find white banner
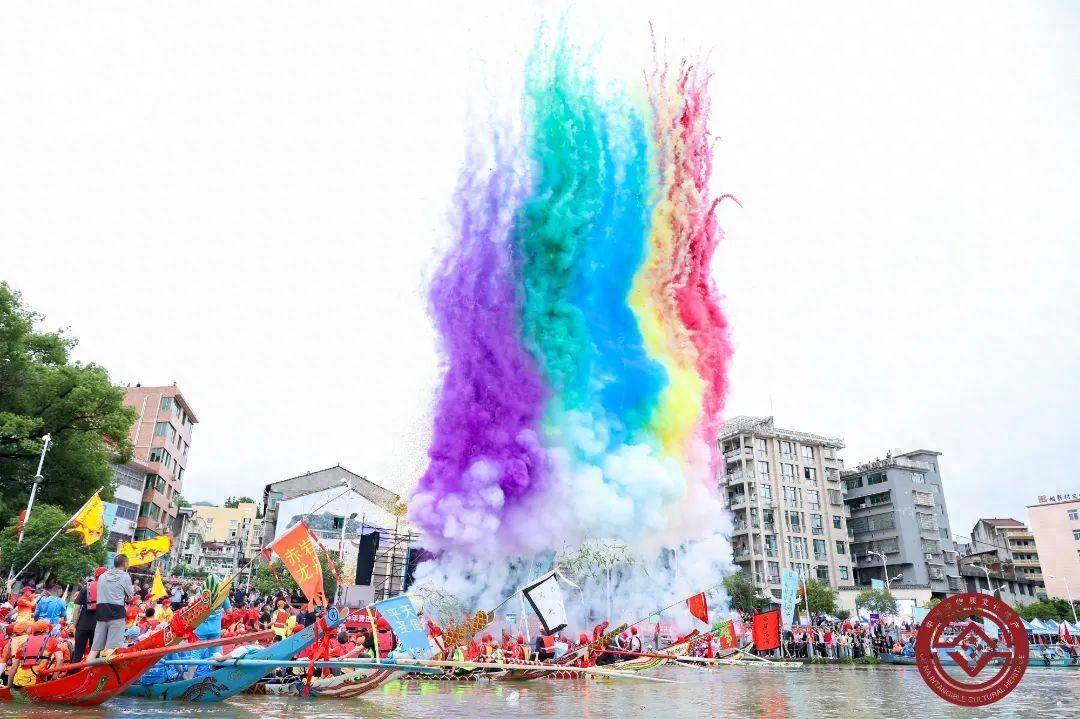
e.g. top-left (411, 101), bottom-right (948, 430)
top-left (522, 571), bottom-right (568, 634)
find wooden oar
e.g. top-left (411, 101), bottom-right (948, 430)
top-left (40, 629), bottom-right (274, 675)
top-left (411, 658), bottom-right (679, 683)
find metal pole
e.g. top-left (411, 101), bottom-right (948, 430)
top-left (10, 488), bottom-right (102, 584)
top-left (18, 434), bottom-right (52, 544)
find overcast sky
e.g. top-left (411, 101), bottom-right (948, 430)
top-left (3, 2), bottom-right (1077, 538)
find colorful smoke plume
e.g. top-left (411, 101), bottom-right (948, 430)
top-left (409, 29), bottom-right (735, 625)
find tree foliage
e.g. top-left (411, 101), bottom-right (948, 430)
top-left (722, 573), bottom-right (771, 613)
top-left (1017, 599), bottom-right (1080, 623)
top-left (0, 283), bottom-right (136, 524)
top-left (801, 579), bottom-right (839, 615)
top-left (855, 588), bottom-right (898, 615)
top-left (0, 502), bottom-right (108, 586)
top-left (250, 552), bottom-right (343, 600)
top-left (224, 496), bottom-right (256, 508)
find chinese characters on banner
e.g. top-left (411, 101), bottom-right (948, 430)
top-left (263, 522), bottom-right (326, 605)
top-left (780, 569), bottom-right (799, 628)
top-left (372, 595), bottom-right (433, 659)
top-left (752, 608), bottom-right (781, 650)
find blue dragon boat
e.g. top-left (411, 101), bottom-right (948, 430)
top-left (123, 606), bottom-right (343, 701)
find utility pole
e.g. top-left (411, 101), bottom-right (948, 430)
top-left (18, 434), bottom-right (52, 543)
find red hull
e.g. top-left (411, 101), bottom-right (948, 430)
top-left (17, 588), bottom-right (220, 706)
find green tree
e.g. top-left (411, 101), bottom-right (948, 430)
top-left (0, 283), bottom-right (136, 523)
top-left (855, 588), bottom-right (898, 615)
top-left (223, 496), bottom-right (256, 508)
top-left (801, 579), bottom-right (839, 615)
top-left (0, 502), bottom-right (108, 585)
top-left (1017, 599), bottom-right (1079, 623)
top-left (250, 551), bottom-right (343, 600)
top-left (723, 573), bottom-right (770, 613)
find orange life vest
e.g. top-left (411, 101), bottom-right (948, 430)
top-left (19, 634), bottom-right (48, 669)
top-left (272, 610), bottom-right (290, 630)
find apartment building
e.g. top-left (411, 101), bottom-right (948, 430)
top-left (969, 517), bottom-right (1044, 584)
top-left (121, 383), bottom-right (198, 540)
top-left (720, 416), bottom-right (852, 596)
top-left (1028, 495), bottom-right (1080, 602)
top-left (843, 450), bottom-right (963, 596)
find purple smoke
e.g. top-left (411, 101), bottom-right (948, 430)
top-left (407, 143), bottom-right (553, 555)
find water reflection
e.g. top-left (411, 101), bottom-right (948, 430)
top-left (0, 666), bottom-right (1071, 719)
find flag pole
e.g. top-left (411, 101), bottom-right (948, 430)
top-left (7, 487), bottom-right (103, 587)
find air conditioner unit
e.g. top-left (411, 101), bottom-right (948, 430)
top-left (925, 553), bottom-right (934, 561)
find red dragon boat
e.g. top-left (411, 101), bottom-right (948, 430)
top-left (2, 576), bottom-right (231, 706)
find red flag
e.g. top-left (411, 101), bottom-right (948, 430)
top-left (263, 522), bottom-right (326, 605)
top-left (14, 510), bottom-right (27, 537)
top-left (717, 619), bottom-right (738, 650)
top-left (752, 608), bottom-right (781, 650)
top-left (686, 592), bottom-right (709, 624)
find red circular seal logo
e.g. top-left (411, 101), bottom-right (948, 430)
top-left (915, 592), bottom-right (1028, 706)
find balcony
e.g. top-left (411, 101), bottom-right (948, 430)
top-left (812, 527), bottom-right (824, 535)
top-left (762, 521), bottom-right (775, 532)
top-left (733, 547), bottom-right (751, 560)
top-left (731, 521), bottom-right (749, 534)
top-left (764, 547), bottom-right (778, 557)
top-left (727, 495), bottom-right (747, 509)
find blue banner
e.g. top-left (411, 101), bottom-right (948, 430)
top-left (780, 569), bottom-right (799, 628)
top-left (372, 595), bottom-right (433, 659)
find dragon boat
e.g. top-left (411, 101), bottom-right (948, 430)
top-left (497, 623), bottom-right (630, 681)
top-left (3, 575), bottom-right (232, 706)
top-left (122, 606), bottom-right (343, 701)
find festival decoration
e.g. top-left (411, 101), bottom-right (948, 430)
top-left (522, 572), bottom-right (569, 634)
top-left (66, 492), bottom-right (105, 547)
top-left (262, 522), bottom-right (326, 605)
top-left (372, 596), bottom-right (433, 659)
top-left (408, 26), bottom-right (736, 624)
top-left (686, 593), bottom-right (709, 624)
top-left (751, 609), bottom-right (781, 651)
top-left (119, 535), bottom-right (172, 567)
top-left (149, 567), bottom-right (167, 602)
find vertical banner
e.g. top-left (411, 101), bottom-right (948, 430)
top-left (752, 608), bottom-right (781, 650)
top-left (780, 569), bottom-right (799, 628)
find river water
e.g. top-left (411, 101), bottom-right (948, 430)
top-left (2, 666), bottom-right (1073, 719)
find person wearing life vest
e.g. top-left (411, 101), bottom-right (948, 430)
top-left (270, 599), bottom-right (294, 641)
top-left (15, 588), bottom-right (36, 622)
top-left (0, 622), bottom-right (29, 685)
top-left (10, 620), bottom-right (61, 688)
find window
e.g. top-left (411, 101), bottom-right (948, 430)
top-left (787, 536), bottom-right (807, 558)
top-left (1069, 509), bottom-right (1079, 521)
top-left (787, 511), bottom-right (803, 532)
top-left (828, 489), bottom-right (843, 505)
top-left (755, 438), bottom-right (768, 455)
top-left (757, 461), bottom-right (770, 476)
top-left (1074, 529), bottom-right (1080, 541)
top-left (815, 565), bottom-right (829, 582)
top-left (803, 467), bottom-right (817, 482)
top-left (917, 512), bottom-right (938, 531)
top-left (807, 490), bottom-right (820, 510)
top-left (802, 445), bottom-right (814, 461)
top-left (912, 472), bottom-right (925, 485)
top-left (781, 463), bottom-right (796, 478)
top-left (783, 486), bottom-right (800, 503)
top-left (160, 396), bottom-right (175, 411)
top-left (866, 472), bottom-right (887, 485)
top-left (148, 446), bottom-right (173, 466)
top-left (154, 421), bottom-right (176, 441)
top-left (779, 441), bottom-right (794, 458)
top-left (813, 539), bottom-right (827, 559)
top-left (922, 539), bottom-right (941, 554)
top-left (839, 566), bottom-right (849, 580)
top-left (836, 540), bottom-right (846, 554)
top-left (844, 477), bottom-right (863, 491)
top-left (760, 485), bottom-right (773, 502)
top-left (832, 515), bottom-right (843, 529)
top-left (869, 491), bottom-right (891, 506)
top-left (811, 514), bottom-right (823, 531)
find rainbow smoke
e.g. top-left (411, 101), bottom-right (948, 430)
top-left (409, 30), bottom-right (735, 626)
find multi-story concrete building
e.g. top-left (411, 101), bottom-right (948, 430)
top-left (969, 518), bottom-right (1044, 585)
top-left (121, 384), bottom-right (198, 540)
top-left (957, 554), bottom-right (1042, 606)
top-left (105, 459), bottom-right (147, 547)
top-left (1028, 494), bottom-right (1080, 602)
top-left (719, 416), bottom-right (852, 596)
top-left (191, 502), bottom-right (262, 559)
top-left (843, 450), bottom-right (963, 596)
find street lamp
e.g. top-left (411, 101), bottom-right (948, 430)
top-left (1047, 575), bottom-right (1079, 624)
top-left (971, 562), bottom-right (1004, 596)
top-left (18, 434), bottom-right (52, 543)
top-left (865, 550), bottom-right (901, 591)
top-left (338, 512), bottom-right (358, 561)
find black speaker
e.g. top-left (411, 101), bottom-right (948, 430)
top-left (403, 546), bottom-right (431, 591)
top-left (355, 531), bottom-right (380, 585)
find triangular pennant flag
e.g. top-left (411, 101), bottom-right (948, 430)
top-left (67, 492), bottom-right (106, 547)
top-left (149, 566), bottom-right (167, 601)
top-left (686, 592), bottom-right (709, 624)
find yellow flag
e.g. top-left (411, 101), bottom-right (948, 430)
top-left (66, 493), bottom-right (105, 547)
top-left (118, 535), bottom-right (172, 567)
top-left (149, 566), bottom-right (167, 601)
